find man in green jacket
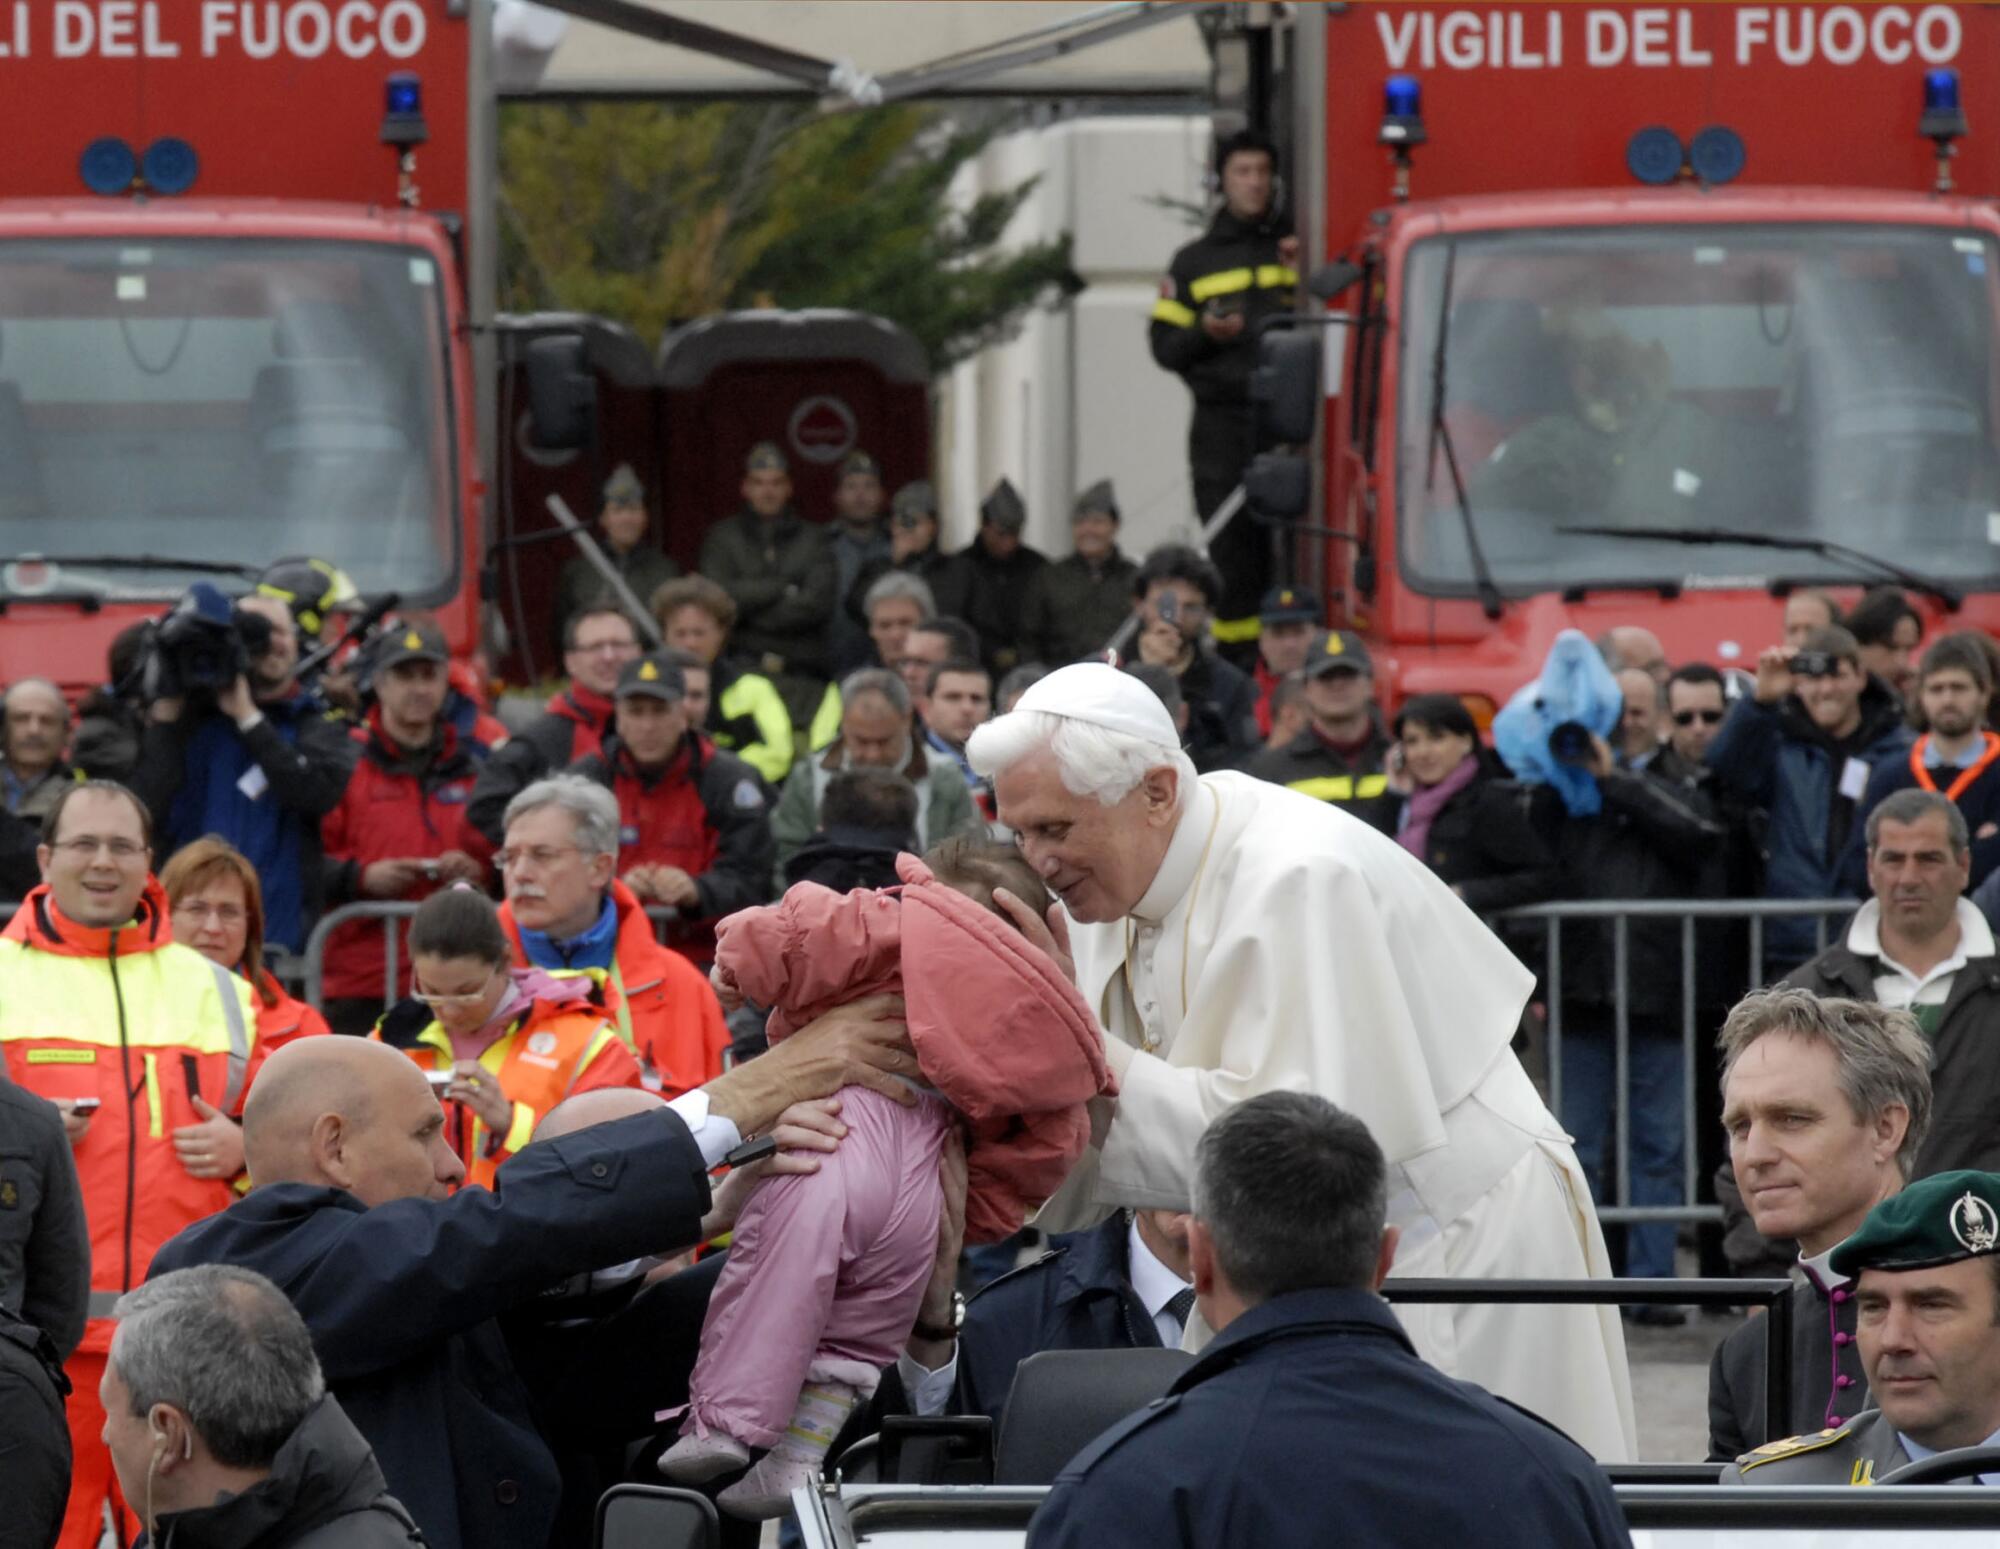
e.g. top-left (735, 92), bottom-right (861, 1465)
top-left (770, 668), bottom-right (983, 886)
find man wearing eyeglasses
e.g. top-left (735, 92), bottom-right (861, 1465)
top-left (0, 780), bottom-right (260, 1549)
top-left (466, 604), bottom-right (643, 851)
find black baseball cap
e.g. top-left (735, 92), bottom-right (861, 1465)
top-left (1303, 629), bottom-right (1372, 678)
top-left (1259, 586), bottom-right (1321, 625)
top-left (374, 620), bottom-right (449, 671)
top-left (615, 653), bottom-right (688, 702)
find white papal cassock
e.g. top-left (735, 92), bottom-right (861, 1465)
top-left (1035, 769), bottom-right (1638, 1462)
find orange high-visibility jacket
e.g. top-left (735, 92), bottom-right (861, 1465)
top-left (374, 970), bottom-right (642, 1190)
top-left (0, 883), bottom-right (257, 1348)
top-left (499, 880), bottom-right (730, 1098)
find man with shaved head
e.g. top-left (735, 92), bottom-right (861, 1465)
top-left (152, 998), bottom-right (906, 1549)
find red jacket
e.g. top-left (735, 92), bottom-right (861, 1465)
top-left (253, 967), bottom-right (330, 1050)
top-left (499, 880), bottom-right (731, 1099)
top-left (715, 855), bottom-right (1116, 1244)
top-left (319, 712), bottom-right (490, 1000)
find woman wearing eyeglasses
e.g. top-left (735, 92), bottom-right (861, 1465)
top-left (373, 886), bottom-right (644, 1190)
top-left (162, 836), bottom-right (330, 1054)
top-left (1386, 694), bottom-right (1560, 915)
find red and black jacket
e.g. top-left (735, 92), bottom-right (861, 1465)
top-left (467, 685), bottom-right (616, 847)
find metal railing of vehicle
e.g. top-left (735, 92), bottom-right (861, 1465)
top-left (1383, 1276), bottom-right (1795, 1444)
top-left (296, 899), bottom-right (687, 1010)
top-left (1493, 898), bottom-right (1855, 1227)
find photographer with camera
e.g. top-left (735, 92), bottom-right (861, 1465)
top-left (1707, 625), bottom-right (1913, 971)
top-left (130, 584), bottom-right (357, 955)
top-left (1121, 544), bottom-right (1260, 773)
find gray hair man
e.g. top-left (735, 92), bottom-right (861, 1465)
top-left (103, 1265), bottom-right (421, 1545)
top-left (2, 678), bottom-right (71, 824)
top-left (863, 571), bottom-right (936, 682)
top-left (1707, 988), bottom-right (1935, 1462)
top-left (965, 662), bottom-right (1635, 1460)
top-left (1027, 1092), bottom-right (1630, 1549)
top-left (770, 668), bottom-right (984, 886)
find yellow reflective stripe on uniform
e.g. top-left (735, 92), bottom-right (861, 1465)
top-left (143, 1052), bottom-right (163, 1139)
top-left (808, 683), bottom-right (843, 754)
top-left (1354, 775), bottom-right (1389, 798)
top-left (1189, 267), bottom-right (1254, 302)
top-left (608, 960), bottom-right (636, 1051)
top-left (1256, 264), bottom-right (1299, 290)
top-left (501, 1100), bottom-right (536, 1155)
top-left (1151, 297), bottom-right (1197, 329)
top-left (563, 1026), bottom-right (621, 1102)
top-left (1290, 776), bottom-right (1356, 801)
top-left (25, 1049), bottom-right (94, 1064)
top-left (1209, 615), bottom-right (1263, 644)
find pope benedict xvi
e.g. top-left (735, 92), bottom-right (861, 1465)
top-left (966, 663), bottom-right (1636, 1461)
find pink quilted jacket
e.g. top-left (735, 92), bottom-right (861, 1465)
top-left (713, 854), bottom-right (1116, 1243)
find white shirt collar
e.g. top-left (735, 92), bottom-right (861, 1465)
top-left (1125, 1215), bottom-right (1192, 1317)
top-left (1131, 779), bottom-right (1217, 925)
top-left (1846, 898), bottom-right (1993, 989)
top-left (1799, 1241), bottom-right (1851, 1292)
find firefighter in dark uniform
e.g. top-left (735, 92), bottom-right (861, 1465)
top-left (1026, 1093), bottom-right (1630, 1549)
top-left (1728, 1170), bottom-right (2000, 1486)
top-left (1245, 630), bottom-right (1397, 833)
top-left (1148, 129), bottom-right (1298, 649)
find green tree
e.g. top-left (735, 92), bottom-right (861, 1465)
top-left (499, 101), bottom-right (1074, 370)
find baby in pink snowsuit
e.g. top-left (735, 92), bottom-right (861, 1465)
top-left (658, 837), bottom-right (1115, 1518)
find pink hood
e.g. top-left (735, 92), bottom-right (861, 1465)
top-left (713, 854), bottom-right (1115, 1241)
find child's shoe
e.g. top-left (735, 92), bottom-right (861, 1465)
top-left (714, 1380), bottom-right (861, 1519)
top-left (657, 1429), bottom-right (750, 1484)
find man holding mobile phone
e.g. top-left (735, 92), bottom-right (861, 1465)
top-left (0, 780), bottom-right (263, 1549)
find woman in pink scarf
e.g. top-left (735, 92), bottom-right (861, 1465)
top-left (659, 837), bottom-right (1114, 1518)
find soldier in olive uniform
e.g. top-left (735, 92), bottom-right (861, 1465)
top-left (1728, 1170), bottom-right (2000, 1485)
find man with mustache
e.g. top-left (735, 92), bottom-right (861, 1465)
top-left (1728, 1169), bottom-right (2000, 1484)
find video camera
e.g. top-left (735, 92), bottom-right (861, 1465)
top-left (139, 582), bottom-right (274, 703)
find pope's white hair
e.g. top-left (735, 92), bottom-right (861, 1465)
top-left (967, 710), bottom-right (1196, 808)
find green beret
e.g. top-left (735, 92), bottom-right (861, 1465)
top-left (1829, 1170), bottom-right (2000, 1278)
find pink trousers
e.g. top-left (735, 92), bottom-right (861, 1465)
top-left (681, 1084), bottom-right (952, 1448)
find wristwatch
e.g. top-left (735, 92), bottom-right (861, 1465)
top-left (910, 1290), bottom-right (965, 1343)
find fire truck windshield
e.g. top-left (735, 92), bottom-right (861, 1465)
top-left (0, 238), bottom-right (455, 600)
top-left (1398, 223), bottom-right (2000, 599)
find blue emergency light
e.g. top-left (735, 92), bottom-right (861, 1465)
top-left (1625, 128), bottom-right (1684, 186)
top-left (142, 138), bottom-right (199, 196)
top-left (1380, 74), bottom-right (1426, 146)
top-left (1922, 67), bottom-right (1969, 141)
top-left (381, 72), bottom-right (428, 149)
top-left (79, 137), bottom-right (137, 197)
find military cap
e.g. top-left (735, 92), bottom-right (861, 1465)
top-left (1303, 628), bottom-right (1372, 678)
top-left (1072, 478), bottom-right (1119, 522)
top-left (892, 481), bottom-right (937, 520)
top-left (373, 619), bottom-right (449, 671)
top-left (981, 478), bottom-right (1027, 534)
top-left (602, 463), bottom-right (644, 504)
top-left (840, 449), bottom-right (880, 480)
top-left (1259, 585), bottom-right (1321, 625)
top-left (614, 652), bottom-right (688, 703)
top-left (1830, 1170), bottom-right (2000, 1278)
top-left (745, 441), bottom-right (789, 475)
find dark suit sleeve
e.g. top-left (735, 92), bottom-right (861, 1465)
top-left (248, 709), bottom-right (358, 818)
top-left (273, 1109), bottom-right (711, 1383)
top-left (1707, 1333), bottom-right (1750, 1463)
top-left (24, 1106), bottom-right (89, 1361)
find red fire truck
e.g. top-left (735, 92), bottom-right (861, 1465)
top-left (1274, 1), bottom-right (2000, 717)
top-left (0, 0), bottom-right (491, 693)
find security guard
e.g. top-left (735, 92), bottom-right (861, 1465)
top-left (1727, 1170), bottom-right (2000, 1485)
top-left (1148, 129), bottom-right (1298, 644)
top-left (1244, 630), bottom-right (1396, 833)
top-left (1027, 1093), bottom-right (1629, 1549)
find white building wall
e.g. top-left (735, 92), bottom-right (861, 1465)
top-left (938, 114), bottom-right (1215, 562)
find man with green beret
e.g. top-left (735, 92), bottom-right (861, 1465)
top-left (552, 463), bottom-right (680, 657)
top-left (1727, 1170), bottom-right (2000, 1484)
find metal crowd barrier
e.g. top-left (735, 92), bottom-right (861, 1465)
top-left (1495, 898), bottom-right (1856, 1227)
top-left (297, 899), bottom-right (685, 1009)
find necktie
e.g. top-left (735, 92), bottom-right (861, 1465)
top-left (1165, 1287), bottom-right (1196, 1333)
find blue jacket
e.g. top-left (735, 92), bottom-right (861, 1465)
top-left (149, 1109), bottom-right (713, 1549)
top-left (133, 688), bottom-right (356, 950)
top-left (1705, 683), bottom-right (1910, 969)
top-left (1026, 1288), bottom-right (1631, 1549)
